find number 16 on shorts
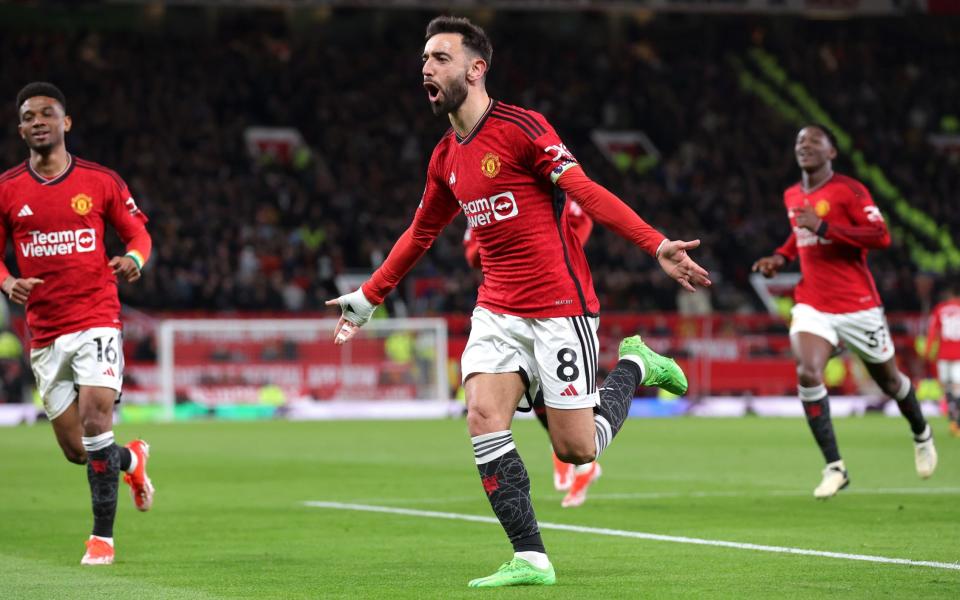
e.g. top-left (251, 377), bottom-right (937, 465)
top-left (29, 327), bottom-right (125, 419)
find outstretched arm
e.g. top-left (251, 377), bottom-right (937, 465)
top-left (556, 166), bottom-right (710, 291)
top-left (327, 191), bottom-right (460, 344)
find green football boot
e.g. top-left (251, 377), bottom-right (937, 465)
top-left (467, 557), bottom-right (556, 588)
top-left (619, 335), bottom-right (688, 396)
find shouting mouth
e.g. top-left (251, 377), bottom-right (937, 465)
top-left (423, 81), bottom-right (442, 103)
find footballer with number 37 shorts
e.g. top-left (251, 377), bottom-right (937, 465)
top-left (0, 82), bottom-right (155, 566)
top-left (752, 124), bottom-right (937, 500)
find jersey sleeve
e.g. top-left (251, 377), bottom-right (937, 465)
top-left (775, 231), bottom-right (798, 262)
top-left (820, 180), bottom-right (890, 249)
top-left (104, 175), bottom-right (152, 267)
top-left (362, 147), bottom-right (461, 304)
top-left (515, 112), bottom-right (665, 255)
top-left (555, 166), bottom-right (666, 257)
top-left (523, 112), bottom-right (580, 185)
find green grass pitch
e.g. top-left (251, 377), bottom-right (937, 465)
top-left (1, 416), bottom-right (958, 598)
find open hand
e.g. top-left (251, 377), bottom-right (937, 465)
top-left (657, 239), bottom-right (711, 292)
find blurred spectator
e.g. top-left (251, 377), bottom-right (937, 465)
top-left (0, 10), bottom-right (954, 315)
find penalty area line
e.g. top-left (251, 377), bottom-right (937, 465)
top-left (303, 501), bottom-right (960, 572)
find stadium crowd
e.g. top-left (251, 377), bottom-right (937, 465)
top-left (0, 11), bottom-right (956, 317)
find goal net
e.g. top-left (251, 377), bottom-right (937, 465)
top-left (154, 318), bottom-right (449, 420)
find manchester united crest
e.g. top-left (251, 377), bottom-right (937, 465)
top-left (71, 193), bottom-right (93, 216)
top-left (480, 152), bottom-right (501, 178)
top-left (814, 199), bottom-right (830, 218)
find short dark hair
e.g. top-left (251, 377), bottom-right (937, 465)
top-left (16, 82), bottom-right (66, 112)
top-left (425, 16), bottom-right (493, 70)
top-left (803, 123), bottom-right (838, 151)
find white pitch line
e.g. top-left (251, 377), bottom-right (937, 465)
top-left (587, 487), bottom-right (960, 501)
top-left (335, 486), bottom-right (960, 506)
top-left (303, 501), bottom-right (960, 572)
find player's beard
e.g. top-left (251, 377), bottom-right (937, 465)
top-left (430, 76), bottom-right (468, 116)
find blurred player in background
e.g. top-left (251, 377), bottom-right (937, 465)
top-left (328, 16), bottom-right (709, 587)
top-left (924, 284), bottom-right (960, 436)
top-left (0, 82), bottom-right (154, 565)
top-left (753, 124), bottom-right (936, 499)
top-left (465, 201), bottom-right (602, 507)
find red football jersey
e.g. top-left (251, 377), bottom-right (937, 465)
top-left (925, 299), bottom-right (960, 361)
top-left (775, 174), bottom-right (889, 314)
top-left (463, 199), bottom-right (593, 269)
top-left (367, 100), bottom-right (599, 317)
top-left (0, 155), bottom-right (149, 348)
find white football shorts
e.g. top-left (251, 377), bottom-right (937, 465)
top-left (790, 303), bottom-right (894, 364)
top-left (30, 327), bottom-right (124, 420)
top-left (937, 360), bottom-right (960, 387)
top-left (461, 306), bottom-right (600, 410)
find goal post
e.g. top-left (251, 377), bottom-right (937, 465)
top-left (156, 317), bottom-right (449, 421)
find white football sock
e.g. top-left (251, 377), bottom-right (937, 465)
top-left (514, 551), bottom-right (550, 569)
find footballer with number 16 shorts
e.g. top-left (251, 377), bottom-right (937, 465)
top-left (0, 82), bottom-right (155, 566)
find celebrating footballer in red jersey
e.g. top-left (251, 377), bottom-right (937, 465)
top-left (924, 285), bottom-right (960, 434)
top-left (0, 82), bottom-right (154, 566)
top-left (327, 17), bottom-right (709, 587)
top-left (753, 124), bottom-right (936, 499)
top-left (773, 174), bottom-right (888, 314)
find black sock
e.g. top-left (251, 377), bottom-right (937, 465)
top-left (118, 446), bottom-right (132, 472)
top-left (800, 385), bottom-right (841, 464)
top-left (592, 359), bottom-right (642, 457)
top-left (532, 392), bottom-right (550, 433)
top-left (472, 431), bottom-right (543, 553)
top-left (948, 393), bottom-right (960, 424)
top-left (893, 377), bottom-right (928, 438)
top-left (87, 444), bottom-right (121, 538)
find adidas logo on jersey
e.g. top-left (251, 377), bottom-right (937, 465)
top-left (103, 367), bottom-right (116, 377)
top-left (17, 205), bottom-right (33, 217)
top-left (559, 384), bottom-right (579, 397)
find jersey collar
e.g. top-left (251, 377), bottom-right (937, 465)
top-left (455, 99), bottom-right (496, 146)
top-left (801, 172), bottom-right (834, 195)
top-left (26, 153), bottom-right (75, 186)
